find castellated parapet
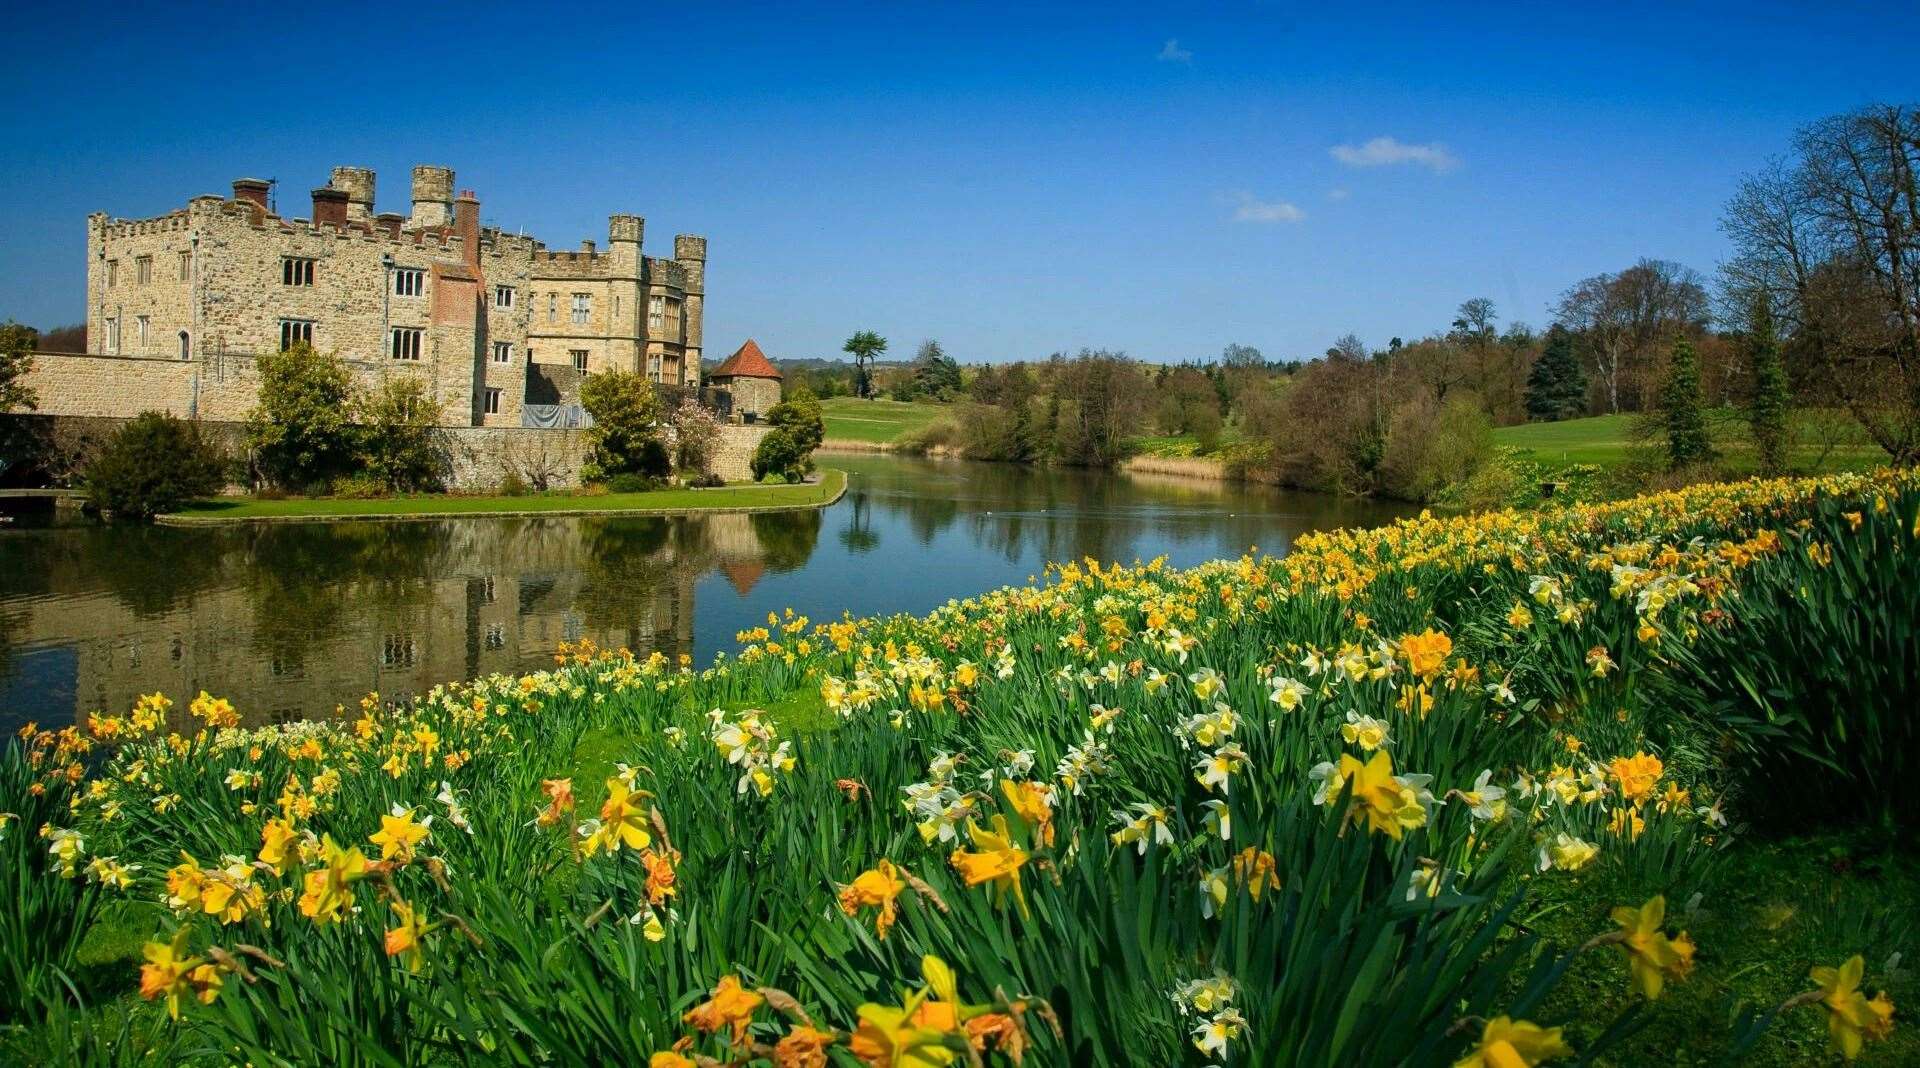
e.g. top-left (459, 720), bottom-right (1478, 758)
top-left (54, 163), bottom-right (707, 429)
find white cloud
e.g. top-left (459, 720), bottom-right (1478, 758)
top-left (1327, 188), bottom-right (1350, 201)
top-left (1330, 136), bottom-right (1460, 172)
top-left (1231, 192), bottom-right (1304, 224)
top-left (1157, 38), bottom-right (1192, 63)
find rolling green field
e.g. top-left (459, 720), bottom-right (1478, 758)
top-left (1492, 411), bottom-right (1882, 472)
top-left (163, 469), bottom-right (845, 522)
top-left (818, 397), bottom-right (950, 444)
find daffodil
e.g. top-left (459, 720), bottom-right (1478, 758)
top-left (682, 974), bottom-right (764, 1046)
top-left (840, 858), bottom-right (907, 939)
top-left (1809, 955), bottom-right (1896, 1060)
top-left (384, 900), bottom-right (430, 972)
top-left (582, 777), bottom-right (653, 857)
top-left (297, 835), bottom-right (368, 925)
top-left (1608, 896), bottom-right (1695, 1000)
top-left (1452, 1015), bottom-right (1572, 1068)
top-left (369, 804), bottom-right (431, 863)
top-left (948, 814), bottom-right (1029, 917)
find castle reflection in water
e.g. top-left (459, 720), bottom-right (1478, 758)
top-left (0, 508), bottom-right (819, 728)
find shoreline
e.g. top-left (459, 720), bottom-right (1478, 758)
top-left (155, 468), bottom-right (848, 525)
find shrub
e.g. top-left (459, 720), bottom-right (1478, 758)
top-left (750, 427), bottom-right (808, 482)
top-left (604, 472), bottom-right (661, 494)
top-left (246, 343), bottom-right (358, 491)
top-left (328, 472), bottom-right (388, 499)
top-left (687, 471), bottom-right (725, 488)
top-left (497, 469), bottom-right (531, 496)
top-left (580, 370), bottom-right (667, 481)
top-left (357, 376), bottom-right (446, 492)
top-left (84, 411), bottom-right (226, 519)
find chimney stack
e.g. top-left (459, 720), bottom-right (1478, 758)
top-left (408, 165), bottom-right (454, 229)
top-left (311, 187), bottom-right (350, 228)
top-left (231, 178), bottom-right (270, 210)
top-left (328, 166), bottom-right (376, 222)
top-left (454, 189), bottom-right (481, 268)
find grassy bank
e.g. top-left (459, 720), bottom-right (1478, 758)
top-left (1491, 411), bottom-right (1882, 471)
top-left (5, 470), bottom-right (1916, 1065)
top-left (161, 469), bottom-right (846, 523)
top-left (819, 397), bottom-right (949, 445)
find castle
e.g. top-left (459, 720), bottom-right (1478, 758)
top-left (75, 164), bottom-right (706, 428)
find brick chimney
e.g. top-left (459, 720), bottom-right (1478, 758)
top-left (454, 189), bottom-right (481, 269)
top-left (231, 178), bottom-right (270, 209)
top-left (311, 187), bottom-right (350, 228)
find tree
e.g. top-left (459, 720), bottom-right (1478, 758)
top-left (85, 411), bottom-right (226, 519)
top-left (579, 370), bottom-right (667, 481)
top-left (842, 331), bottom-right (888, 399)
top-left (1048, 350), bottom-right (1149, 467)
top-left (1, 321), bottom-right (38, 415)
top-left (903, 339), bottom-right (962, 401)
top-left (1745, 295), bottom-right (1792, 475)
top-left (357, 376), bottom-right (446, 492)
top-left (1721, 103), bottom-right (1920, 463)
top-left (1556, 260), bottom-right (1709, 413)
top-left (1658, 336), bottom-right (1714, 470)
top-left (1525, 325), bottom-right (1588, 421)
top-left (668, 396), bottom-right (722, 477)
top-left (246, 343), bottom-right (358, 491)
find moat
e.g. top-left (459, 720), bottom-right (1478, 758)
top-left (0, 455), bottom-right (1406, 729)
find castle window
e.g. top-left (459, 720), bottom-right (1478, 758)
top-left (547, 293), bottom-right (556, 322)
top-left (494, 285), bottom-right (514, 309)
top-left (106, 260), bottom-right (118, 287)
top-left (382, 634), bottom-right (416, 668)
top-left (136, 315), bottom-right (149, 349)
top-left (613, 295), bottom-right (620, 319)
top-left (571, 349), bottom-right (589, 371)
top-left (492, 341), bottom-right (512, 364)
top-left (485, 623), bottom-right (505, 650)
top-left (178, 250), bottom-right (192, 281)
top-left (394, 268), bottom-right (424, 297)
top-left (483, 388), bottom-right (502, 415)
top-left (664, 299), bottom-right (682, 339)
top-left (570, 293), bottom-right (590, 325)
top-left (648, 296), bottom-right (663, 332)
top-left (279, 319), bottom-right (314, 351)
top-left (390, 327), bottom-right (423, 360)
top-left (136, 256), bottom-right (152, 285)
top-left (179, 331), bottom-right (190, 361)
top-left (104, 317), bottom-right (119, 353)
top-left (282, 257), bottom-right (315, 286)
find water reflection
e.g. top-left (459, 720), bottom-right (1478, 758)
top-left (0, 455), bottom-right (1406, 728)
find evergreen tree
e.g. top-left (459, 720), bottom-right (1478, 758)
top-left (1658, 336), bottom-right (1714, 470)
top-left (1524, 324), bottom-right (1587, 421)
top-left (1745, 295), bottom-right (1791, 475)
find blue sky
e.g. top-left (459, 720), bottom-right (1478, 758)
top-left (2, 1), bottom-right (1914, 364)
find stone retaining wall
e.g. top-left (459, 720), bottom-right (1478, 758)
top-left (3, 413), bottom-right (772, 491)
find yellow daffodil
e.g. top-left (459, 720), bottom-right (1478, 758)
top-left (1452, 1015), bottom-right (1572, 1068)
top-left (948, 814), bottom-right (1029, 917)
top-left (840, 858), bottom-right (907, 939)
top-left (1608, 896), bottom-right (1695, 1000)
top-left (682, 974), bottom-right (765, 1046)
top-left (1809, 955), bottom-right (1896, 1060)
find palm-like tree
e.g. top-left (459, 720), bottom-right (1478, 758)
top-left (842, 330), bottom-right (888, 399)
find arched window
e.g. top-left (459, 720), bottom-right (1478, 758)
top-left (178, 331), bottom-right (191, 360)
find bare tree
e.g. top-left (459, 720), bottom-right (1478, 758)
top-left (1555, 260), bottom-right (1709, 414)
top-left (1721, 103), bottom-right (1920, 462)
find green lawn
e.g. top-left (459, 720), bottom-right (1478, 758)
top-left (819, 397), bottom-right (951, 444)
top-left (1493, 411), bottom-right (1884, 472)
top-left (164, 469), bottom-right (845, 521)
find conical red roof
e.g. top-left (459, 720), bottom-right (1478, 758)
top-left (710, 339), bottom-right (782, 380)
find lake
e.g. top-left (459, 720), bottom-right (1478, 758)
top-left (0, 455), bottom-right (1406, 729)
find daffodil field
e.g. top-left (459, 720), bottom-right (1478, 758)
top-left (4, 470), bottom-right (1918, 1066)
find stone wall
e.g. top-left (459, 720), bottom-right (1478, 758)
top-left (712, 424), bottom-right (771, 482)
top-left (6, 412), bottom-right (774, 490)
top-left (718, 376), bottom-right (782, 421)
